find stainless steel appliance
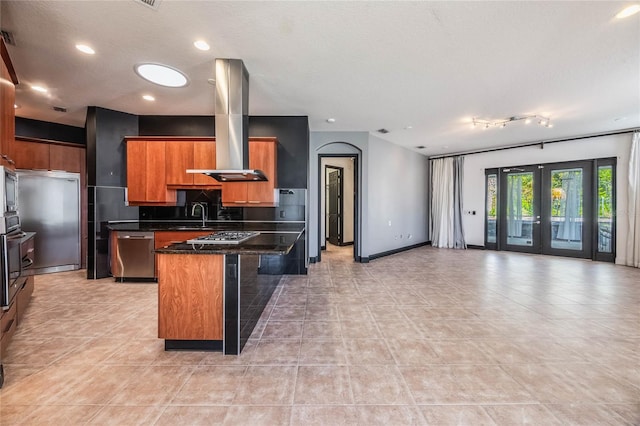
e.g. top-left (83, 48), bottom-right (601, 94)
top-left (0, 166), bottom-right (18, 218)
top-left (113, 231), bottom-right (155, 280)
top-left (16, 170), bottom-right (81, 274)
top-left (1, 228), bottom-right (22, 309)
top-left (186, 231), bottom-right (260, 245)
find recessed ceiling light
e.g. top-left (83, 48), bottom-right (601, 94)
top-left (404, 125), bottom-right (413, 130)
top-left (142, 94), bottom-right (155, 101)
top-left (207, 78), bottom-right (216, 85)
top-left (31, 85), bottom-right (48, 93)
top-left (326, 118), bottom-right (336, 123)
top-left (194, 40), bottom-right (210, 51)
top-left (134, 63), bottom-right (188, 88)
top-left (13, 104), bottom-right (19, 109)
top-left (616, 4), bottom-right (640, 18)
top-left (75, 44), bottom-right (95, 55)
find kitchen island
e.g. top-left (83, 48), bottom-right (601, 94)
top-left (154, 230), bottom-right (303, 355)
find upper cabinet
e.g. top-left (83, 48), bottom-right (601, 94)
top-left (0, 39), bottom-right (19, 169)
top-left (126, 139), bottom-right (176, 205)
top-left (164, 138), bottom-right (220, 188)
top-left (221, 138), bottom-right (278, 207)
top-left (125, 136), bottom-right (277, 206)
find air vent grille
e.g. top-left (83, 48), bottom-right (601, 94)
top-left (377, 128), bottom-right (389, 134)
top-left (53, 106), bottom-right (67, 113)
top-left (416, 145), bottom-right (425, 149)
top-left (1, 30), bottom-right (16, 46)
top-left (133, 0), bottom-right (162, 10)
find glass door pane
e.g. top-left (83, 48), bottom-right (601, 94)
top-left (597, 165), bottom-right (613, 253)
top-left (486, 173), bottom-right (497, 244)
top-left (506, 171), bottom-right (535, 247)
top-left (549, 168), bottom-right (583, 250)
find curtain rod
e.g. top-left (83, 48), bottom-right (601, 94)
top-left (428, 127), bottom-right (640, 160)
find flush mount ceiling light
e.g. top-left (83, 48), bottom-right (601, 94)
top-left (142, 94), bottom-right (155, 101)
top-left (31, 85), bottom-right (48, 93)
top-left (193, 40), bottom-right (210, 51)
top-left (134, 63), bottom-right (188, 88)
top-left (75, 44), bottom-right (95, 55)
top-left (472, 114), bottom-right (553, 130)
top-left (616, 4), bottom-right (640, 18)
top-left (326, 118), bottom-right (336, 123)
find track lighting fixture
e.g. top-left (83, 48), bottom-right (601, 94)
top-left (472, 114), bottom-right (553, 129)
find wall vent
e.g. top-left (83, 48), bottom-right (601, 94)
top-left (377, 128), bottom-right (390, 134)
top-left (132, 0), bottom-right (162, 11)
top-left (1, 30), bottom-right (16, 46)
top-left (416, 145), bottom-right (425, 149)
top-left (53, 106), bottom-right (67, 113)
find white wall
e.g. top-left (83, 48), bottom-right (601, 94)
top-left (321, 157), bottom-right (355, 244)
top-left (461, 133), bottom-right (632, 264)
top-left (309, 131), bottom-right (429, 259)
top-left (367, 134), bottom-right (429, 255)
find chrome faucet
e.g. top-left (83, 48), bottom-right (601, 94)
top-left (191, 202), bottom-right (207, 227)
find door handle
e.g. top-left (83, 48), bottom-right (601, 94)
top-left (534, 221), bottom-right (541, 224)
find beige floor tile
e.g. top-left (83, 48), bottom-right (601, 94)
top-left (299, 338), bottom-right (347, 365)
top-left (260, 320), bottom-right (303, 339)
top-left (544, 403), bottom-right (635, 425)
top-left (155, 405), bottom-right (228, 425)
top-left (222, 405), bottom-right (291, 426)
top-left (171, 365), bottom-right (246, 405)
top-left (107, 365), bottom-right (194, 406)
top-left (357, 405), bottom-right (425, 425)
top-left (86, 404), bottom-right (165, 425)
top-left (294, 366), bottom-right (353, 404)
top-left (344, 338), bottom-right (395, 364)
top-left (483, 404), bottom-right (564, 425)
top-left (290, 405), bottom-right (359, 426)
top-left (302, 320), bottom-right (342, 339)
top-left (232, 366), bottom-right (297, 405)
top-left (400, 365), bottom-right (534, 404)
top-left (249, 339), bottom-right (300, 365)
top-left (16, 404), bottom-right (102, 426)
top-left (340, 318), bottom-right (382, 338)
top-left (419, 405), bottom-right (497, 425)
top-left (349, 365), bottom-right (414, 404)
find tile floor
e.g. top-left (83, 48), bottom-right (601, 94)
top-left (0, 244), bottom-right (638, 425)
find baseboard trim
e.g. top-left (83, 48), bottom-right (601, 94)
top-left (466, 244), bottom-right (485, 250)
top-left (368, 242), bottom-right (430, 261)
top-left (309, 257), bottom-right (318, 264)
top-left (338, 241), bottom-right (354, 247)
top-left (320, 245), bottom-right (326, 251)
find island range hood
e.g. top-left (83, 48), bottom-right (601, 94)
top-left (187, 58), bottom-right (267, 182)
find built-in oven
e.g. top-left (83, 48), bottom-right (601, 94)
top-left (1, 228), bottom-right (22, 309)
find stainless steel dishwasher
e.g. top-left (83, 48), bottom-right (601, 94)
top-left (113, 231), bottom-right (155, 281)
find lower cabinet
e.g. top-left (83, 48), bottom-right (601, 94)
top-left (157, 253), bottom-right (223, 340)
top-left (0, 299), bottom-right (17, 358)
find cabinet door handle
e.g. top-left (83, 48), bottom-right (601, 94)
top-left (234, 201), bottom-right (247, 204)
top-left (248, 201), bottom-right (261, 204)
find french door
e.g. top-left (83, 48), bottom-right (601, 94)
top-left (486, 158), bottom-right (615, 261)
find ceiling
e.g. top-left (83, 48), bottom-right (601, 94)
top-left (2, 1), bottom-right (639, 156)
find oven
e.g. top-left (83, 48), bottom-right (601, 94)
top-left (1, 227), bottom-right (22, 309)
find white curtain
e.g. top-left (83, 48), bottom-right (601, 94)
top-left (626, 132), bottom-right (640, 267)
top-left (430, 157), bottom-right (466, 249)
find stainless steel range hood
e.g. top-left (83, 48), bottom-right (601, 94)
top-left (187, 58), bottom-right (267, 182)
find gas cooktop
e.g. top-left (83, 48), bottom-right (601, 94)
top-left (186, 231), bottom-right (260, 245)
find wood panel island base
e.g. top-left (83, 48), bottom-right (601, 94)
top-left (156, 231), bottom-right (301, 355)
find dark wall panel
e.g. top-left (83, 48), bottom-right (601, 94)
top-left (87, 107), bottom-right (138, 187)
top-left (15, 117), bottom-right (85, 144)
top-left (249, 116), bottom-right (309, 189)
top-left (138, 115), bottom-right (214, 136)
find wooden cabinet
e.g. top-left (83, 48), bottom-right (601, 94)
top-left (11, 139), bottom-right (50, 169)
top-left (0, 38), bottom-right (18, 169)
top-left (126, 139), bottom-right (176, 204)
top-left (0, 300), bottom-right (17, 358)
top-left (157, 253), bottom-right (223, 340)
top-left (165, 139), bottom-right (220, 188)
top-left (221, 138), bottom-right (278, 206)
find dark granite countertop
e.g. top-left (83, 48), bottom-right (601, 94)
top-left (154, 231), bottom-right (303, 255)
top-left (107, 220), bottom-right (304, 234)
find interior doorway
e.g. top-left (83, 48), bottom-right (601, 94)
top-left (319, 155), bottom-right (358, 262)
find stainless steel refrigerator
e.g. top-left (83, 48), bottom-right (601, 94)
top-left (17, 170), bottom-right (81, 274)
